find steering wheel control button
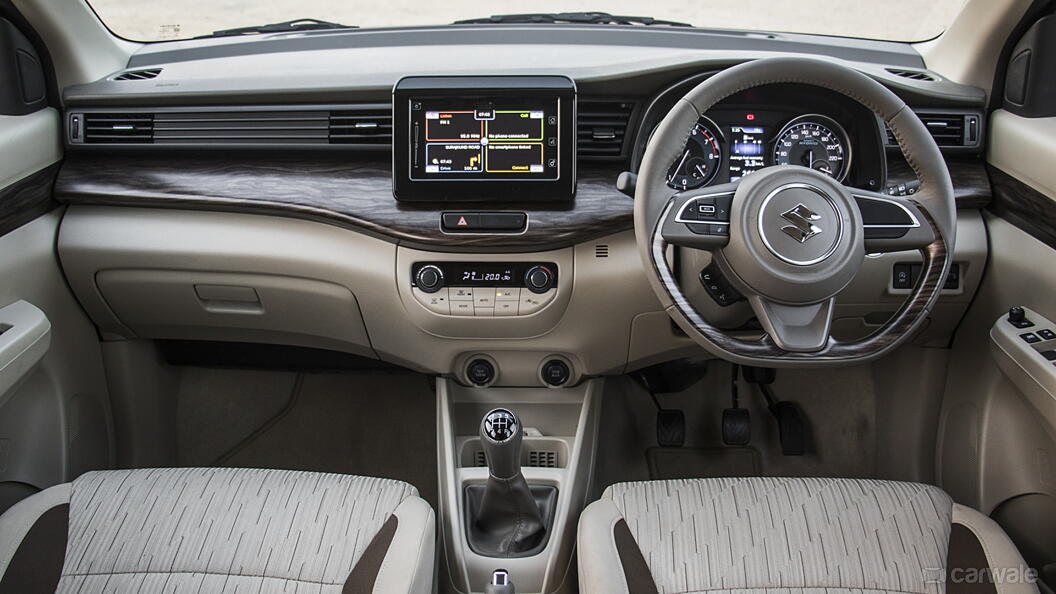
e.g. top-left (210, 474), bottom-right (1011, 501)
top-left (757, 183), bottom-right (842, 266)
top-left (412, 287), bottom-right (450, 315)
top-left (467, 359), bottom-right (496, 386)
top-left (524, 265), bottom-right (555, 294)
top-left (414, 265), bottom-right (444, 293)
top-left (700, 265), bottom-right (743, 307)
top-left (676, 194), bottom-right (733, 222)
top-left (1021, 332), bottom-right (1042, 344)
top-left (541, 359), bottom-right (571, 387)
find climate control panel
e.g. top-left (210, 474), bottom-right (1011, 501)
top-left (410, 262), bottom-right (558, 316)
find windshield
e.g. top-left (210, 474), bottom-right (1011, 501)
top-left (87, 0), bottom-right (968, 43)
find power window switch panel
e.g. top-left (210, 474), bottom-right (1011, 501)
top-left (1038, 329), bottom-right (1056, 341)
top-left (1021, 332), bottom-right (1042, 344)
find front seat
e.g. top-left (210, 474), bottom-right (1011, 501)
top-left (579, 477), bottom-right (1038, 594)
top-left (0, 467), bottom-right (434, 593)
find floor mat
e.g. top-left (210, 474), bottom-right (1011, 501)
top-left (647, 447), bottom-right (761, 480)
top-left (179, 369), bottom-right (438, 510)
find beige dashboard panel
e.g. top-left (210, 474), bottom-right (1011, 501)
top-left (58, 207), bottom-right (676, 383)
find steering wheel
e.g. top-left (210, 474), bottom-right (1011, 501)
top-left (636, 57), bottom-right (956, 366)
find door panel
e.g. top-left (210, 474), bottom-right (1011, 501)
top-left (0, 95), bottom-right (111, 510)
top-left (938, 108), bottom-right (1056, 588)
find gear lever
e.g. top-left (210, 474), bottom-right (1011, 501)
top-left (471, 408), bottom-right (547, 556)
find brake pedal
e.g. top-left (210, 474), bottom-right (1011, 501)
top-left (656, 409), bottom-right (686, 447)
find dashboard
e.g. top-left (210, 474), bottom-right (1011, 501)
top-left (51, 26), bottom-right (993, 383)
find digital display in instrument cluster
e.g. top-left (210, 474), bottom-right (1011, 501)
top-left (727, 125), bottom-right (768, 181)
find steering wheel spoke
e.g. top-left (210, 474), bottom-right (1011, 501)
top-left (659, 181), bottom-right (739, 250)
top-left (748, 296), bottom-right (835, 353)
top-left (852, 188), bottom-right (938, 253)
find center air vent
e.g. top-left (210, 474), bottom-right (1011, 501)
top-left (153, 110), bottom-right (330, 144)
top-left (329, 106), bottom-right (392, 145)
top-left (578, 100), bottom-right (634, 157)
top-left (112, 68), bottom-right (162, 81)
top-left (82, 113), bottom-right (154, 144)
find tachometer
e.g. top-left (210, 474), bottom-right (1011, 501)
top-left (667, 117), bottom-right (723, 190)
top-left (772, 115), bottom-right (850, 181)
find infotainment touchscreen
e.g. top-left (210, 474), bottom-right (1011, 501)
top-left (393, 76), bottom-right (576, 202)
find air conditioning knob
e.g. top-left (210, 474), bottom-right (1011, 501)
top-left (524, 265), bottom-right (555, 294)
top-left (415, 265), bottom-right (444, 293)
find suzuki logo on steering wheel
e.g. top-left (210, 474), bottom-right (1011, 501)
top-left (779, 203), bottom-right (823, 243)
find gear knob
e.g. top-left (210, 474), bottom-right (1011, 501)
top-left (480, 408), bottom-right (522, 480)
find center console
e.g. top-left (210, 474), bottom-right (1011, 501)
top-left (437, 378), bottom-right (602, 594)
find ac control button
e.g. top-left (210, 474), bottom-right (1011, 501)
top-left (452, 301), bottom-right (474, 316)
top-left (519, 289), bottom-right (556, 315)
top-left (412, 287), bottom-right (450, 315)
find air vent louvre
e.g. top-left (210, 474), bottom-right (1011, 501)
top-left (153, 110), bottom-right (330, 144)
top-left (474, 449), bottom-right (559, 468)
top-left (329, 106), bottom-right (393, 145)
top-left (578, 100), bottom-right (634, 157)
top-left (595, 244), bottom-right (609, 258)
top-left (886, 68), bottom-right (937, 82)
top-left (885, 111), bottom-right (981, 149)
top-left (83, 113), bottom-right (154, 143)
top-left (113, 68), bottom-right (162, 81)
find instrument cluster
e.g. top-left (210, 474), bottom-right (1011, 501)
top-left (665, 109), bottom-right (854, 190)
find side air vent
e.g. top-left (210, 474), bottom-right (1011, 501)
top-left (886, 68), bottom-right (938, 82)
top-left (82, 113), bottom-right (154, 143)
top-left (329, 105), bottom-right (392, 145)
top-left (153, 110), bottom-right (330, 144)
top-left (594, 244), bottom-right (609, 258)
top-left (474, 449), bottom-right (560, 468)
top-left (885, 110), bottom-right (982, 150)
top-left (69, 105), bottom-right (395, 148)
top-left (112, 68), bottom-right (162, 81)
top-left (578, 100), bottom-right (634, 157)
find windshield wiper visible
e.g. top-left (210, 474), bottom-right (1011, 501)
top-left (196, 18), bottom-right (357, 39)
top-left (453, 12), bottom-right (691, 27)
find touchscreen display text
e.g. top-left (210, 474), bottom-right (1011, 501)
top-left (410, 99), bottom-right (561, 181)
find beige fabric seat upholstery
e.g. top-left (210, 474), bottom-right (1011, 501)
top-left (578, 477), bottom-right (1038, 594)
top-left (0, 467), bottom-right (434, 593)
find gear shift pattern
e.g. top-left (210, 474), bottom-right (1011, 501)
top-left (481, 409), bottom-right (522, 479)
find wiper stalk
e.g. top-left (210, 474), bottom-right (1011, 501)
top-left (454, 12), bottom-right (691, 27)
top-left (197, 18), bottom-right (356, 39)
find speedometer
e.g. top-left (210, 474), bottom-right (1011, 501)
top-left (772, 115), bottom-right (851, 181)
top-left (666, 116), bottom-right (723, 190)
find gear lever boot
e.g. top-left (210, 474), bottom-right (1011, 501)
top-left (474, 409), bottom-right (546, 555)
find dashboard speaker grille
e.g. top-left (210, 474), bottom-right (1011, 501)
top-left (578, 100), bottom-right (634, 157)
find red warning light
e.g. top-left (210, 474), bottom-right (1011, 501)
top-left (746, 113), bottom-right (756, 121)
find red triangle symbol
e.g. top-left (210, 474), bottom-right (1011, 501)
top-left (457, 216), bottom-right (468, 226)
